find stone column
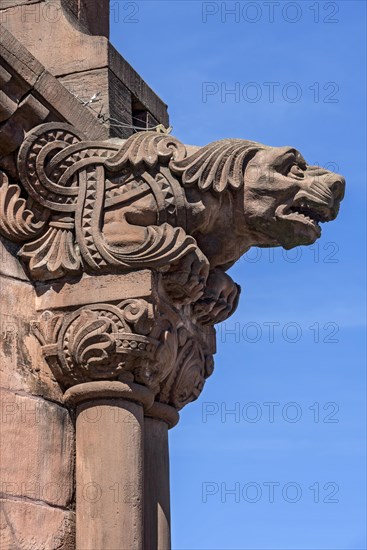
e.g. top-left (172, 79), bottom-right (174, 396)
top-left (144, 403), bottom-right (179, 550)
top-left (65, 381), bottom-right (154, 550)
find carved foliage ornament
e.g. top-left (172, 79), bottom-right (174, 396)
top-left (5, 124), bottom-right (196, 281)
top-left (32, 300), bottom-right (215, 409)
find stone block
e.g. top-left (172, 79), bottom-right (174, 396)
top-left (0, 237), bottom-right (28, 281)
top-left (0, 276), bottom-right (64, 401)
top-left (0, 499), bottom-right (75, 550)
top-left (0, 389), bottom-right (74, 508)
top-left (35, 271), bottom-right (154, 311)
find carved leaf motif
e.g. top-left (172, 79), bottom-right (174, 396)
top-left (19, 224), bottom-right (81, 280)
top-left (0, 172), bottom-right (48, 241)
top-left (31, 311), bottom-right (64, 346)
top-left (165, 327), bottom-right (208, 410)
top-left (105, 131), bottom-right (187, 173)
top-left (67, 310), bottom-right (116, 374)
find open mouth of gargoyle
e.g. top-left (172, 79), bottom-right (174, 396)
top-left (276, 202), bottom-right (332, 237)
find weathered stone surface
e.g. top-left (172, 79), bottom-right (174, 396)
top-left (59, 67), bottom-right (112, 125)
top-left (1, 1), bottom-right (108, 76)
top-left (0, 94), bottom-right (50, 156)
top-left (0, 1), bottom-right (169, 134)
top-left (144, 417), bottom-right (171, 550)
top-left (33, 70), bottom-right (108, 140)
top-left (62, 0), bottom-right (110, 38)
top-left (0, 236), bottom-right (28, 281)
top-left (35, 271), bottom-right (154, 311)
top-left (59, 67), bottom-right (133, 138)
top-left (0, 499), bottom-right (75, 550)
top-left (0, 23), bottom-right (44, 87)
top-left (0, 25), bottom-right (108, 141)
top-left (0, 275), bottom-right (64, 401)
top-left (0, 389), bottom-right (74, 507)
top-left (109, 45), bottom-right (169, 128)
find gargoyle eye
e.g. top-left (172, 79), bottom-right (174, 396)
top-left (289, 163), bottom-right (305, 178)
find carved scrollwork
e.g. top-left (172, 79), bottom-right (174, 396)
top-left (158, 325), bottom-right (214, 410)
top-left (32, 300), bottom-right (161, 387)
top-left (32, 295), bottom-right (215, 408)
top-left (17, 123), bottom-right (110, 211)
top-left (0, 171), bottom-right (48, 241)
top-left (10, 123), bottom-right (200, 291)
top-left (104, 131), bottom-right (187, 172)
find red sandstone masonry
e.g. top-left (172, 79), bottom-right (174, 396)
top-left (0, 389), bottom-right (74, 508)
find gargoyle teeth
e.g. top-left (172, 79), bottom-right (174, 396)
top-left (280, 204), bottom-right (324, 230)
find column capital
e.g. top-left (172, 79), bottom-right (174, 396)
top-left (31, 271), bottom-right (215, 418)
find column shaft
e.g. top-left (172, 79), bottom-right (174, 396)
top-left (76, 398), bottom-right (144, 550)
top-left (144, 417), bottom-right (171, 550)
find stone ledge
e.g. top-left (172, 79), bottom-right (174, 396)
top-left (35, 270), bottom-right (155, 311)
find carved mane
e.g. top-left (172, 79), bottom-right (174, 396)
top-left (104, 132), bottom-right (267, 193)
top-left (171, 139), bottom-right (267, 192)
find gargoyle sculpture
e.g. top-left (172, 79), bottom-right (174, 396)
top-left (0, 123), bottom-right (345, 325)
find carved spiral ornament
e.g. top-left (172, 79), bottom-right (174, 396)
top-left (0, 172), bottom-right (48, 241)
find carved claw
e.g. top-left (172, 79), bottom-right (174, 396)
top-left (163, 248), bottom-right (210, 304)
top-left (193, 269), bottom-right (241, 325)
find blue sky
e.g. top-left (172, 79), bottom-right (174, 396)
top-left (111, 2), bottom-right (366, 548)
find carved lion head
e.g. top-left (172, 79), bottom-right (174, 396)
top-left (172, 139), bottom-right (345, 250)
top-left (242, 146), bottom-right (345, 249)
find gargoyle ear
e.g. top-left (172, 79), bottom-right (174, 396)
top-left (170, 140), bottom-right (261, 192)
